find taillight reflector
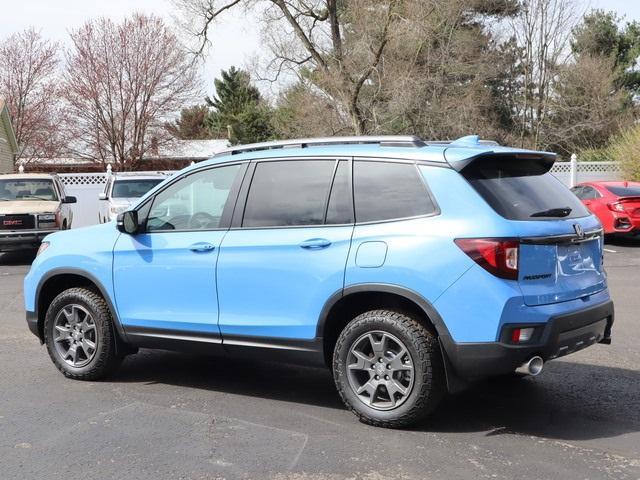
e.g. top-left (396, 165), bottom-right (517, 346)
top-left (454, 238), bottom-right (519, 280)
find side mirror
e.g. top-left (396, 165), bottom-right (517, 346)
top-left (63, 196), bottom-right (77, 204)
top-left (98, 193), bottom-right (107, 200)
top-left (116, 210), bottom-right (139, 234)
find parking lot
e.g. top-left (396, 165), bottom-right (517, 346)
top-left (0, 240), bottom-right (639, 480)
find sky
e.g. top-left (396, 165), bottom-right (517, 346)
top-left (0, 0), bottom-right (639, 101)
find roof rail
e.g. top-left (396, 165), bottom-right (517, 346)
top-left (216, 135), bottom-right (427, 156)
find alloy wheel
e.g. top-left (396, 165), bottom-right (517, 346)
top-left (346, 331), bottom-right (415, 410)
top-left (52, 304), bottom-right (98, 368)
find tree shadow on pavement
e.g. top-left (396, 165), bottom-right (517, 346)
top-left (112, 349), bottom-right (640, 442)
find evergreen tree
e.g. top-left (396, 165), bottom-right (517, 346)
top-left (205, 67), bottom-right (273, 145)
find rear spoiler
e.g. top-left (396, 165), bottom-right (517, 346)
top-left (443, 149), bottom-right (557, 173)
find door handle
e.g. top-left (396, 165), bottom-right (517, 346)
top-left (189, 242), bottom-right (216, 252)
top-left (300, 238), bottom-right (332, 249)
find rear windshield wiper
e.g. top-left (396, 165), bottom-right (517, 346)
top-left (530, 207), bottom-right (572, 218)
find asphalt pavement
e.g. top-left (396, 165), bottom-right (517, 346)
top-left (0, 238), bottom-right (639, 480)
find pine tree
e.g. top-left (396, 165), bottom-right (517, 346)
top-left (205, 67), bottom-right (273, 145)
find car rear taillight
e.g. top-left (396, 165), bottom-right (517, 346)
top-left (454, 238), bottom-right (519, 280)
top-left (607, 202), bottom-right (626, 212)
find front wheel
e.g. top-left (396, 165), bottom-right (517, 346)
top-left (44, 287), bottom-right (121, 380)
top-left (333, 309), bottom-right (445, 428)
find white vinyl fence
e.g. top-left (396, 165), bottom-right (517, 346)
top-left (550, 156), bottom-right (621, 187)
top-left (59, 173), bottom-right (108, 228)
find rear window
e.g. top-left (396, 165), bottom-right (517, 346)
top-left (463, 158), bottom-right (589, 220)
top-left (606, 185), bottom-right (640, 197)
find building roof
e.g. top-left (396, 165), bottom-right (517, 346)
top-left (0, 97), bottom-right (19, 155)
top-left (147, 139), bottom-right (230, 161)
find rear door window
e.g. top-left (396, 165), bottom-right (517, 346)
top-left (462, 158), bottom-right (589, 220)
top-left (353, 161), bottom-right (436, 223)
top-left (242, 160), bottom-right (336, 227)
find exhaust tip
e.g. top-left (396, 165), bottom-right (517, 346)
top-left (515, 356), bottom-right (544, 376)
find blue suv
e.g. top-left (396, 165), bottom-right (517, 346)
top-left (24, 135), bottom-right (613, 427)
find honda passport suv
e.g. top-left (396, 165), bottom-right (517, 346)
top-left (24, 136), bottom-right (613, 427)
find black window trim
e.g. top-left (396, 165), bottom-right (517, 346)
top-left (135, 161), bottom-right (249, 234)
top-left (352, 157), bottom-right (441, 226)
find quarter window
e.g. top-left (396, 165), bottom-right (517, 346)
top-left (581, 186), bottom-right (600, 199)
top-left (146, 164), bottom-right (241, 231)
top-left (353, 161), bottom-right (436, 223)
top-left (243, 160), bottom-right (335, 227)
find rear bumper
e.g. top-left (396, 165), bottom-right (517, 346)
top-left (608, 212), bottom-right (640, 233)
top-left (441, 299), bottom-right (614, 380)
top-left (0, 230), bottom-right (54, 251)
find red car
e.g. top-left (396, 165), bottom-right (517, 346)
top-left (571, 181), bottom-right (640, 235)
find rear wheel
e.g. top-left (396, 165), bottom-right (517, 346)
top-left (44, 287), bottom-right (121, 380)
top-left (333, 309), bottom-right (445, 428)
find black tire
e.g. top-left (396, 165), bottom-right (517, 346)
top-left (44, 287), bottom-right (121, 380)
top-left (333, 309), bottom-right (445, 428)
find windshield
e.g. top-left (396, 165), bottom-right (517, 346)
top-left (606, 185), bottom-right (640, 197)
top-left (0, 179), bottom-right (58, 201)
top-left (463, 158), bottom-right (589, 220)
top-left (112, 179), bottom-right (163, 199)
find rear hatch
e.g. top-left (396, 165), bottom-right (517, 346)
top-left (458, 153), bottom-right (606, 306)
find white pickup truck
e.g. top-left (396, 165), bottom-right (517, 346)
top-left (0, 173), bottom-right (76, 251)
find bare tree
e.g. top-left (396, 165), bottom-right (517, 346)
top-left (63, 14), bottom-right (201, 170)
top-left (0, 28), bottom-right (62, 161)
top-left (173, 0), bottom-right (404, 135)
top-left (511, 0), bottom-right (578, 149)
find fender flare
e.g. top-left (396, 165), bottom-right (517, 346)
top-left (316, 283), bottom-right (452, 339)
top-left (316, 283), bottom-right (467, 393)
top-left (35, 267), bottom-right (128, 342)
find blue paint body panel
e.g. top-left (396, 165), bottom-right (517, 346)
top-left (112, 230), bottom-right (225, 334)
top-left (217, 226), bottom-right (353, 339)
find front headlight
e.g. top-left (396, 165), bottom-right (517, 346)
top-left (109, 205), bottom-right (128, 216)
top-left (37, 213), bottom-right (57, 228)
top-left (36, 241), bottom-right (50, 257)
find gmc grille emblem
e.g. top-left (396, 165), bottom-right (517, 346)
top-left (3, 219), bottom-right (22, 226)
top-left (573, 223), bottom-right (584, 238)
